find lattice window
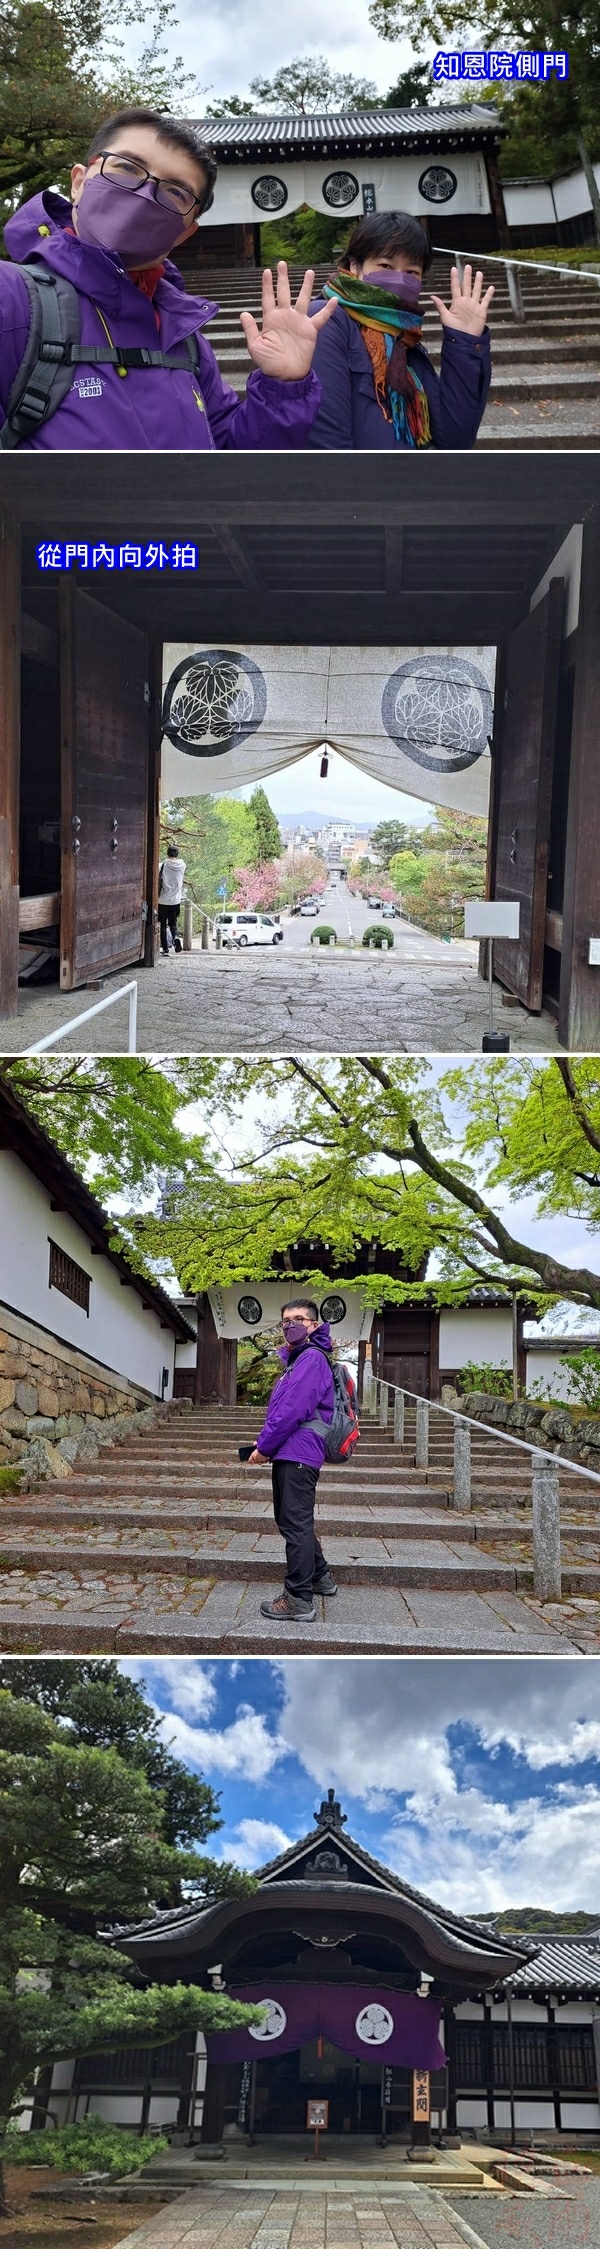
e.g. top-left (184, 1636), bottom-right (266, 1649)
top-left (557, 2027), bottom-right (597, 2090)
top-left (74, 2034), bottom-right (191, 2089)
top-left (48, 1239), bottom-right (90, 1315)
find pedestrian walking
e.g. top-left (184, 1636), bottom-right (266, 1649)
top-left (158, 842), bottom-right (185, 955)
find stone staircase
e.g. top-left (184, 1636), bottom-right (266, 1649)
top-left (0, 1402), bottom-right (596, 1654)
top-left (187, 258), bottom-right (600, 446)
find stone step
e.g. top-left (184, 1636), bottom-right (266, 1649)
top-left (4, 1498), bottom-right (596, 1542)
top-left (0, 1526), bottom-right (517, 1586)
top-left (0, 1576), bottom-right (577, 1653)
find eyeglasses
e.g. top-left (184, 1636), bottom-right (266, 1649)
top-left (96, 150), bottom-right (202, 219)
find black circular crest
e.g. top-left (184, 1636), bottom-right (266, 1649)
top-left (320, 1294), bottom-right (347, 1324)
top-left (162, 648), bottom-right (267, 757)
top-left (238, 1294), bottom-right (263, 1325)
top-left (381, 654), bottom-right (492, 775)
top-left (251, 175), bottom-right (288, 211)
top-left (418, 164), bottom-right (457, 203)
top-left (322, 170), bottom-right (360, 209)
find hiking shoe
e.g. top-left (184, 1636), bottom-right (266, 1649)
top-left (313, 1570), bottom-right (338, 1597)
top-left (260, 1591), bottom-right (316, 1622)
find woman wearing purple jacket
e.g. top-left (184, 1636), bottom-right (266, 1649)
top-left (307, 211), bottom-right (494, 451)
top-left (0, 106), bottom-right (336, 451)
top-left (248, 1301), bottom-right (337, 1624)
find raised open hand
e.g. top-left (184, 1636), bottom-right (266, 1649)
top-left (429, 263), bottom-right (494, 337)
top-left (239, 261), bottom-right (337, 381)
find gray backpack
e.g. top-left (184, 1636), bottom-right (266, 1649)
top-left (305, 1356), bottom-right (360, 1463)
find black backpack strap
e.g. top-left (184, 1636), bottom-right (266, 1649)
top-left (0, 264), bottom-right (82, 449)
top-left (0, 268), bottom-right (201, 449)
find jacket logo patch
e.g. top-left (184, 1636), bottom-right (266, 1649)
top-left (73, 375), bottom-right (104, 399)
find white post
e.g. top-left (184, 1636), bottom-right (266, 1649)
top-left (127, 981), bottom-right (138, 1054)
top-left (415, 1398), bottom-right (429, 1470)
top-left (379, 1383), bottom-right (389, 1430)
top-left (363, 1372), bottom-right (376, 1417)
top-left (532, 1454), bottom-right (561, 1602)
top-left (393, 1390), bottom-right (405, 1445)
top-left (453, 1421), bottom-right (471, 1513)
top-left (506, 261), bottom-right (525, 320)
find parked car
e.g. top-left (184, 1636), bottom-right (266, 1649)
top-left (367, 896), bottom-right (382, 911)
top-left (216, 912), bottom-right (283, 947)
top-left (381, 901), bottom-right (395, 917)
top-left (300, 900), bottom-right (319, 916)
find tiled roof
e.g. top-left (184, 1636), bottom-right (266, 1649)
top-left (508, 1939), bottom-right (600, 1996)
top-left (187, 107), bottom-right (504, 155)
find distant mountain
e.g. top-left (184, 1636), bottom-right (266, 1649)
top-left (471, 1909), bottom-right (600, 1934)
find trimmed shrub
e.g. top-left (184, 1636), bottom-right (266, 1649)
top-left (459, 1360), bottom-right (512, 1399)
top-left (362, 924), bottom-right (394, 950)
top-left (310, 925), bottom-right (337, 945)
top-left (5, 2119), bottom-right (168, 2175)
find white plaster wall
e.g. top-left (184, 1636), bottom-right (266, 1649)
top-left (529, 524), bottom-right (583, 641)
top-left (490, 2000), bottom-right (548, 2021)
top-left (561, 2102), bottom-right (600, 2126)
top-left (556, 2002), bottom-right (597, 2022)
top-left (504, 182), bottom-right (556, 227)
top-left (554, 160), bottom-right (600, 221)
top-left (77, 2095), bottom-right (141, 2124)
top-left (526, 1350), bottom-right (583, 1402)
top-left (495, 2100), bottom-right (555, 2127)
top-left (0, 1150), bottom-right (175, 1398)
top-left (439, 1307), bottom-right (512, 1369)
top-left (457, 2099), bottom-right (487, 2125)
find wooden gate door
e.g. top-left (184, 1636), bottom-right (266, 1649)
top-left (490, 578), bottom-right (564, 1010)
top-left (375, 1307), bottom-right (436, 1399)
top-left (60, 585), bottom-right (149, 989)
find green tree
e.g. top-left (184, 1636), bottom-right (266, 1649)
top-left (161, 795), bottom-right (260, 915)
top-left (0, 1688), bottom-right (260, 2210)
top-left (372, 819), bottom-right (421, 867)
top-left (249, 787), bottom-right (282, 864)
top-left (0, 1660), bottom-right (221, 1851)
top-left (389, 847), bottom-right (425, 893)
top-left (247, 54), bottom-right (379, 112)
top-left (383, 62), bottom-right (436, 103)
top-left (368, 0), bottom-right (600, 237)
top-left (0, 1056), bottom-right (215, 1204)
top-left (137, 1055), bottom-right (600, 1315)
top-left (0, 0), bottom-right (201, 214)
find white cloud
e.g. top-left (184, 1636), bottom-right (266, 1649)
top-left (123, 1659), bottom-right (218, 1720)
top-left (156, 1702), bottom-right (286, 1782)
top-left (383, 1783), bottom-right (600, 1914)
top-left (221, 1818), bottom-right (294, 1870)
top-left (277, 1659), bottom-right (600, 1799)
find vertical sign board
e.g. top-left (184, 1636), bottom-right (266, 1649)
top-left (412, 2070), bottom-right (430, 2124)
top-left (490, 578), bottom-right (564, 1011)
top-left (307, 2099), bottom-right (329, 2159)
top-left (238, 2060), bottom-right (252, 2127)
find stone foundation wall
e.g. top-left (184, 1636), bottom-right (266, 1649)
top-left (449, 1387), bottom-right (600, 1471)
top-left (0, 1306), bottom-right (191, 1482)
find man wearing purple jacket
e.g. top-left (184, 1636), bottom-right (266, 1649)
top-left (0, 106), bottom-right (336, 451)
top-left (248, 1300), bottom-right (337, 1624)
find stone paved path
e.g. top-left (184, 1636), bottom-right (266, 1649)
top-left (1, 953), bottom-right (559, 1057)
top-left (447, 2175), bottom-right (600, 2247)
top-left (113, 2186), bottom-right (490, 2249)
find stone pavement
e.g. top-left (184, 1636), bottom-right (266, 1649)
top-left (446, 2175), bottom-right (600, 2247)
top-left (0, 1405), bottom-right (593, 1654)
top-left (1, 951), bottom-right (559, 1057)
top-left (112, 2184), bottom-right (492, 2249)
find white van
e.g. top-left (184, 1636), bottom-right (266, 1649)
top-left (215, 912), bottom-right (284, 948)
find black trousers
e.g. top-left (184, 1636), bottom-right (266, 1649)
top-left (272, 1458), bottom-right (329, 1604)
top-left (158, 903), bottom-right (181, 952)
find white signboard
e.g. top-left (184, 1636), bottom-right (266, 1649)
top-left (464, 901), bottom-right (520, 939)
top-left (162, 643), bottom-right (495, 816)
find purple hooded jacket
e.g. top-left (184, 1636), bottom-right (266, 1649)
top-left (256, 1323), bottom-right (335, 1468)
top-left (306, 298), bottom-right (491, 450)
top-left (0, 191), bottom-right (321, 451)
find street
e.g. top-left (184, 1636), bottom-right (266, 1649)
top-left (280, 882), bottom-right (474, 966)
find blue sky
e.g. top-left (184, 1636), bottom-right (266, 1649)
top-left (124, 1658), bottom-right (600, 1916)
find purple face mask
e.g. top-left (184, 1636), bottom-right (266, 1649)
top-left (75, 172), bottom-right (191, 267)
top-left (368, 269), bottom-right (422, 307)
top-left (283, 1320), bottom-right (310, 1347)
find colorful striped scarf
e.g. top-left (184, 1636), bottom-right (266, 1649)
top-left (323, 268), bottom-right (432, 448)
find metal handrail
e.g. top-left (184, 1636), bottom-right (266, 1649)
top-left (432, 242), bottom-right (600, 284)
top-left (364, 1368), bottom-right (600, 1487)
top-left (25, 980), bottom-right (138, 1055)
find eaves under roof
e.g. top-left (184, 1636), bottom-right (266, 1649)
top-left (188, 106), bottom-right (505, 160)
top-left (0, 1074), bottom-right (194, 1341)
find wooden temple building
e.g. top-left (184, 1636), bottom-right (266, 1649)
top-left (34, 1794), bottom-right (600, 2143)
top-left (1, 454), bottom-right (600, 1050)
top-left (173, 106), bottom-right (509, 271)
